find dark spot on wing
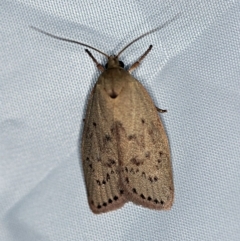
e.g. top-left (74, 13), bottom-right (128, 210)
top-left (157, 159), bottom-right (162, 163)
top-left (145, 152), bottom-right (150, 158)
top-left (128, 134), bottom-right (136, 140)
top-left (109, 90), bottom-right (118, 99)
top-left (105, 134), bottom-right (111, 141)
top-left (140, 194), bottom-right (145, 199)
top-left (148, 177), bottom-right (153, 183)
top-left (110, 127), bottom-right (115, 134)
top-left (105, 158), bottom-right (116, 168)
top-left (130, 168), bottom-right (135, 174)
top-left (92, 192), bottom-right (124, 211)
top-left (130, 158), bottom-right (143, 166)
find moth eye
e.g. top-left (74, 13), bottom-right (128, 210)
top-left (119, 61), bottom-right (124, 68)
top-left (105, 63), bottom-right (108, 69)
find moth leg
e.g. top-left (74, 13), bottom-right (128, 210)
top-left (156, 106), bottom-right (167, 113)
top-left (85, 49), bottom-right (105, 72)
top-left (128, 45), bottom-right (153, 73)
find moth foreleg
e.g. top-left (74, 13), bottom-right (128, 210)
top-left (156, 106), bottom-right (167, 113)
top-left (128, 45), bottom-right (153, 73)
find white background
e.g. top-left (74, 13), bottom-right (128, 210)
top-left (1, 1), bottom-right (240, 240)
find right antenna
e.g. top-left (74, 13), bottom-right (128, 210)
top-left (117, 13), bottom-right (181, 57)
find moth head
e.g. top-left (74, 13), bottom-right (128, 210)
top-left (105, 56), bottom-right (124, 69)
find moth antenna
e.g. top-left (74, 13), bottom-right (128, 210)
top-left (30, 26), bottom-right (110, 58)
top-left (117, 13), bottom-right (181, 57)
top-left (85, 49), bottom-right (105, 72)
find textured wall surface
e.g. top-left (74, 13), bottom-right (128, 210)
top-left (1, 1), bottom-right (240, 240)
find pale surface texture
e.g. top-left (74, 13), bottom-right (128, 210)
top-left (1, 0), bottom-right (240, 240)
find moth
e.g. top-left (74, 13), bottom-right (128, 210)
top-left (31, 18), bottom-right (176, 214)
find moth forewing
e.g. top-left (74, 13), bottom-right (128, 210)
top-left (81, 76), bottom-right (127, 214)
top-left (111, 74), bottom-right (174, 209)
top-left (81, 57), bottom-right (173, 213)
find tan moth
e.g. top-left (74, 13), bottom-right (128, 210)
top-left (31, 18), bottom-right (177, 214)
